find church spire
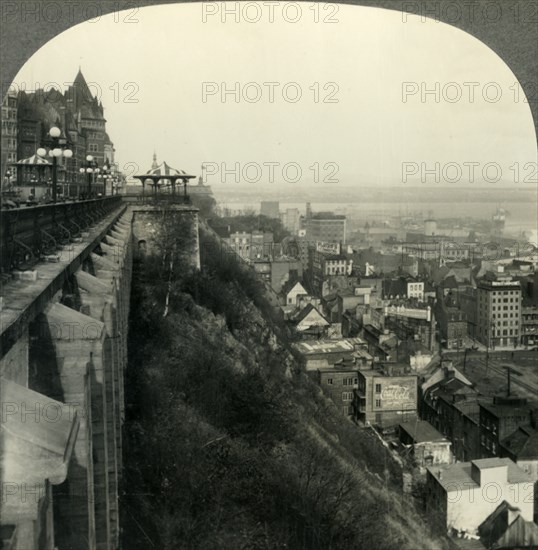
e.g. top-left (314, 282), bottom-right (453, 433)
top-left (151, 151), bottom-right (158, 170)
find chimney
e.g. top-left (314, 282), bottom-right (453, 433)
top-left (443, 364), bottom-right (455, 380)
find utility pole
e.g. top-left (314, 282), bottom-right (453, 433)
top-left (501, 365), bottom-right (521, 397)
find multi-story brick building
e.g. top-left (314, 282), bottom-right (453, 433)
top-left (260, 200), bottom-right (279, 219)
top-left (519, 272), bottom-right (538, 346)
top-left (452, 399), bottom-right (483, 462)
top-left (280, 208), bottom-right (301, 234)
top-left (476, 276), bottom-right (522, 348)
top-left (479, 396), bottom-right (536, 458)
top-left (252, 257), bottom-right (302, 294)
top-left (318, 359), bottom-right (359, 416)
top-left (435, 296), bottom-right (468, 349)
top-left (521, 307), bottom-right (538, 347)
top-left (310, 248), bottom-right (353, 296)
top-left (354, 363), bottom-right (418, 429)
top-left (228, 230), bottom-right (274, 262)
top-left (426, 458), bottom-right (534, 536)
top-left (420, 363), bottom-right (487, 462)
top-left (11, 69), bottom-right (116, 197)
top-left (305, 212), bottom-right (346, 244)
top-left (1, 89), bottom-right (18, 184)
top-left (500, 420), bottom-right (538, 483)
top-left (398, 420), bottom-right (453, 469)
top-left (382, 276), bottom-right (425, 301)
top-left (292, 337), bottom-right (368, 371)
top-left (383, 302), bottom-right (436, 351)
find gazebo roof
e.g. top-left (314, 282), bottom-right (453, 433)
top-left (14, 154), bottom-right (52, 166)
top-left (133, 160), bottom-right (196, 185)
top-left (146, 161), bottom-right (190, 177)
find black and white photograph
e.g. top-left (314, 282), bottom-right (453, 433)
top-left (1, 1), bottom-right (537, 549)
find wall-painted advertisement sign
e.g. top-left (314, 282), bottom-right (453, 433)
top-left (378, 379), bottom-right (417, 410)
top-left (316, 241), bottom-right (341, 255)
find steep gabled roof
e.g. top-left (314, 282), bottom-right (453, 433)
top-left (286, 281), bottom-right (307, 297)
top-left (74, 67), bottom-right (90, 91)
top-left (430, 377), bottom-right (477, 404)
top-left (293, 303), bottom-right (330, 327)
top-left (494, 514), bottom-right (538, 548)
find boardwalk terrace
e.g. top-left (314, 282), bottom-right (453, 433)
top-left (0, 195), bottom-right (201, 550)
top-left (1, 379), bottom-right (80, 550)
top-left (0, 201), bottom-right (132, 550)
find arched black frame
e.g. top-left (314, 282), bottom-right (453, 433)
top-left (1, 0), bottom-right (537, 141)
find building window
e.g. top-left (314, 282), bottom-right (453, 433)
top-left (327, 378), bottom-right (333, 385)
top-left (375, 384), bottom-right (382, 393)
top-left (375, 399), bottom-right (381, 407)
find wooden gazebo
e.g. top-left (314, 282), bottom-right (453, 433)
top-left (13, 154), bottom-right (53, 185)
top-left (133, 161), bottom-right (196, 201)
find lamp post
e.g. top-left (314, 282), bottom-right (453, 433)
top-left (36, 126), bottom-right (73, 203)
top-left (100, 162), bottom-right (111, 196)
top-left (29, 175), bottom-right (38, 198)
top-left (112, 176), bottom-right (120, 195)
top-left (485, 321), bottom-right (496, 376)
top-left (79, 155), bottom-right (99, 198)
top-left (4, 169), bottom-right (13, 191)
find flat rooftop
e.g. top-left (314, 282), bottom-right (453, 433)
top-left (359, 365), bottom-right (416, 378)
top-left (480, 399), bottom-right (538, 418)
top-left (292, 337), bottom-right (366, 355)
top-left (428, 458), bottom-right (532, 492)
top-left (399, 420), bottom-right (446, 443)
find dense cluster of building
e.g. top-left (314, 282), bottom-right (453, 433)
top-left (220, 200), bottom-right (538, 548)
top-left (1, 70), bottom-right (121, 201)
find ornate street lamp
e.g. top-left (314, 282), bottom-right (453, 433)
top-left (29, 175), bottom-right (38, 197)
top-left (99, 162), bottom-right (111, 196)
top-left (79, 155), bottom-right (99, 197)
top-left (36, 126), bottom-right (73, 203)
top-left (4, 168), bottom-right (13, 191)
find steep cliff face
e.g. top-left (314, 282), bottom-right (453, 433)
top-left (122, 230), bottom-right (448, 550)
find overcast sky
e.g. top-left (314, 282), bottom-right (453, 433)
top-left (11, 3), bottom-right (538, 188)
